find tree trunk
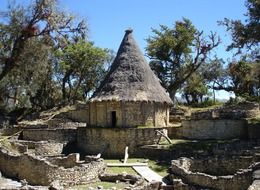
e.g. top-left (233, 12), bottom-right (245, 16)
top-left (169, 89), bottom-right (177, 104)
top-left (62, 70), bottom-right (73, 104)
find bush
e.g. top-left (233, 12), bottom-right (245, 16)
top-left (191, 99), bottom-right (222, 108)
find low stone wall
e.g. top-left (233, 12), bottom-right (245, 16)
top-left (248, 169), bottom-right (260, 190)
top-left (34, 142), bottom-right (64, 156)
top-left (166, 126), bottom-right (181, 139)
top-left (47, 153), bottom-right (80, 168)
top-left (15, 140), bottom-right (64, 156)
top-left (189, 156), bottom-right (258, 176)
top-left (54, 103), bottom-right (90, 123)
top-left (191, 101), bottom-right (259, 120)
top-left (22, 128), bottom-right (77, 142)
top-left (0, 146), bottom-right (105, 186)
top-left (47, 120), bottom-right (86, 128)
top-left (171, 157), bottom-right (259, 190)
top-left (248, 122), bottom-right (260, 139)
top-left (139, 139), bottom-right (260, 160)
top-left (176, 119), bottom-right (247, 140)
top-left (77, 127), bottom-right (161, 157)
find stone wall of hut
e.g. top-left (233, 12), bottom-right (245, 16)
top-left (89, 101), bottom-right (169, 127)
top-left (77, 127), bottom-right (162, 157)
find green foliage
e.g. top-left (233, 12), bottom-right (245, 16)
top-left (0, 0), bottom-right (87, 112)
top-left (0, 0), bottom-right (87, 81)
top-left (215, 58), bottom-right (259, 99)
top-left (194, 99), bottom-right (222, 108)
top-left (55, 39), bottom-right (111, 104)
top-left (237, 60), bottom-right (259, 97)
top-left (182, 72), bottom-right (209, 105)
top-left (220, 0), bottom-right (260, 52)
top-left (146, 18), bottom-right (220, 100)
top-left (0, 0), bottom-right (113, 114)
top-left (248, 117), bottom-right (260, 124)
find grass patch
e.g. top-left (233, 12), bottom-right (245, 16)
top-left (148, 160), bottom-right (169, 177)
top-left (248, 117), bottom-right (260, 124)
top-left (137, 125), bottom-right (153, 128)
top-left (69, 181), bottom-right (128, 190)
top-left (106, 166), bottom-right (137, 175)
top-left (105, 158), bottom-right (170, 177)
top-left (0, 136), bottom-right (13, 150)
top-left (105, 158), bottom-right (140, 175)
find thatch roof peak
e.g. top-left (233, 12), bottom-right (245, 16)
top-left (125, 28), bottom-right (133, 34)
top-left (91, 29), bottom-right (173, 104)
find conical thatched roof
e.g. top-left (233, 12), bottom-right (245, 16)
top-left (91, 29), bottom-right (173, 104)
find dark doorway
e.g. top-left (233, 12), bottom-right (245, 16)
top-left (111, 111), bottom-right (117, 127)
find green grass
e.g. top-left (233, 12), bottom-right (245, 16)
top-left (104, 158), bottom-right (140, 175)
top-left (137, 125), bottom-right (153, 128)
top-left (106, 166), bottom-right (137, 175)
top-left (105, 158), bottom-right (170, 177)
top-left (248, 117), bottom-right (260, 124)
top-left (0, 136), bottom-right (15, 151)
top-left (148, 160), bottom-right (169, 177)
top-left (69, 181), bottom-right (129, 190)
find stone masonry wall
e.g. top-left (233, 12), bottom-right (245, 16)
top-left (54, 103), bottom-right (90, 123)
top-left (248, 122), bottom-right (260, 139)
top-left (77, 127), bottom-right (161, 157)
top-left (176, 119), bottom-right (247, 140)
top-left (15, 140), bottom-right (64, 155)
top-left (89, 101), bottom-right (169, 128)
top-left (0, 146), bottom-right (105, 186)
top-left (191, 101), bottom-right (259, 120)
top-left (171, 157), bottom-right (255, 190)
top-left (22, 128), bottom-right (77, 142)
top-left (190, 156), bottom-right (258, 176)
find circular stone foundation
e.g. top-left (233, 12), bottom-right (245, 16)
top-left (171, 156), bottom-right (260, 190)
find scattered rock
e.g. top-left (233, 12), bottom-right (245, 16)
top-left (21, 179), bottom-right (28, 186)
top-left (49, 180), bottom-right (63, 190)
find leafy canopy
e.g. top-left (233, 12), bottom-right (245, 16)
top-left (146, 18), bottom-right (220, 100)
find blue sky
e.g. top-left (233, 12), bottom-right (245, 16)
top-left (62, 0), bottom-right (246, 99)
top-left (1, 0), bottom-right (247, 99)
top-left (60, 0), bottom-right (247, 59)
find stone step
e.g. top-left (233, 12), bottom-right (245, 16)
top-left (132, 166), bottom-right (165, 185)
top-left (253, 170), bottom-right (260, 180)
top-left (248, 180), bottom-right (260, 190)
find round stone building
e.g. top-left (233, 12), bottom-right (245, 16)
top-left (89, 29), bottom-right (172, 128)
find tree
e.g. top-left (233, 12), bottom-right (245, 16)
top-left (182, 72), bottom-right (209, 105)
top-left (201, 58), bottom-right (226, 102)
top-left (54, 39), bottom-right (111, 104)
top-left (0, 0), bottom-right (86, 81)
top-left (0, 0), bottom-right (88, 112)
top-left (220, 0), bottom-right (260, 53)
top-left (0, 36), bottom-right (53, 111)
top-left (181, 58), bottom-right (225, 105)
top-left (217, 0), bottom-right (259, 101)
top-left (146, 18), bottom-right (220, 101)
top-left (213, 58), bottom-right (260, 98)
